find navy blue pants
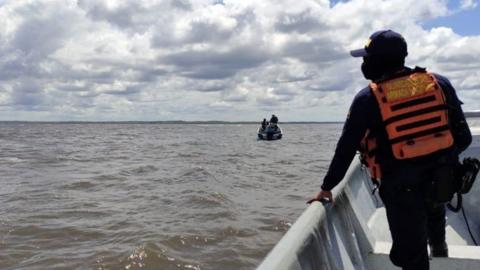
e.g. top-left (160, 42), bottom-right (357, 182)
top-left (379, 164), bottom-right (446, 270)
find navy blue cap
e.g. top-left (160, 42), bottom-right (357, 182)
top-left (350, 30), bottom-right (408, 58)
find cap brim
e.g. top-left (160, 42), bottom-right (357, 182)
top-left (350, 48), bottom-right (367, 57)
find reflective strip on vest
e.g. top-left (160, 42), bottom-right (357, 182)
top-left (370, 72), bottom-right (454, 160)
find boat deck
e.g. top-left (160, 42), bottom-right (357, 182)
top-left (368, 207), bottom-right (480, 269)
top-left (368, 207), bottom-right (480, 247)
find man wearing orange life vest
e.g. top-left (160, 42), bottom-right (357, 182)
top-left (308, 30), bottom-right (472, 270)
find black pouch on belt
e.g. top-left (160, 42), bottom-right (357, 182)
top-left (430, 164), bottom-right (458, 203)
top-left (457, 157), bottom-right (480, 194)
top-left (446, 157), bottom-right (479, 212)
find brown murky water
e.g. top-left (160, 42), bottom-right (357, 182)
top-left (0, 123), bottom-right (341, 270)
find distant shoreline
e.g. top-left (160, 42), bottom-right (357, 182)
top-left (0, 121), bottom-right (343, 124)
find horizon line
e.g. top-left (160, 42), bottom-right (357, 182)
top-left (0, 120), bottom-right (343, 124)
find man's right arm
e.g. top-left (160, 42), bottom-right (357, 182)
top-left (320, 89), bottom-right (370, 191)
top-left (308, 89), bottom-right (371, 204)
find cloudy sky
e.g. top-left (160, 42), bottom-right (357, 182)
top-left (0, 0), bottom-right (479, 121)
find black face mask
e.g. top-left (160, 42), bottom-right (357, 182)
top-left (361, 59), bottom-right (384, 81)
top-left (361, 54), bottom-right (405, 81)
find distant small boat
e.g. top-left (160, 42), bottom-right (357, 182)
top-left (258, 124), bottom-right (282, 140)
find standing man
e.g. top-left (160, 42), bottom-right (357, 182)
top-left (308, 30), bottom-right (472, 270)
top-left (270, 114), bottom-right (279, 125)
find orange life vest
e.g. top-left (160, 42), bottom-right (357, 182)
top-left (360, 129), bottom-right (382, 183)
top-left (370, 71), bottom-right (454, 160)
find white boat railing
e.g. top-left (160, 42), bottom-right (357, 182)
top-left (257, 159), bottom-right (379, 270)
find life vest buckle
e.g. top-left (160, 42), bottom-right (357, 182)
top-left (406, 140), bottom-right (415, 145)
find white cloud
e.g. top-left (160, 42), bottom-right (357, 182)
top-left (460, 0), bottom-right (478, 9)
top-left (0, 0), bottom-right (478, 121)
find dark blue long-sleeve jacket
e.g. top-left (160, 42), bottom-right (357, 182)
top-left (321, 67), bottom-right (472, 191)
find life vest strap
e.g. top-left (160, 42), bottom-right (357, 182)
top-left (383, 104), bottom-right (448, 126)
top-left (391, 95), bottom-right (437, 111)
top-left (389, 125), bottom-right (450, 144)
top-left (396, 116), bottom-right (441, 132)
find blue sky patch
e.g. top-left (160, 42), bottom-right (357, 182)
top-left (422, 2), bottom-right (480, 35)
top-left (330, 1), bottom-right (479, 35)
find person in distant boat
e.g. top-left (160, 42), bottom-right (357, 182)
top-left (270, 114), bottom-right (278, 124)
top-left (269, 115), bottom-right (279, 130)
top-left (307, 30), bottom-right (472, 270)
top-left (261, 118), bottom-right (268, 130)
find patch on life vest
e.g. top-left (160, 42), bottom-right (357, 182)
top-left (383, 73), bottom-right (437, 102)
